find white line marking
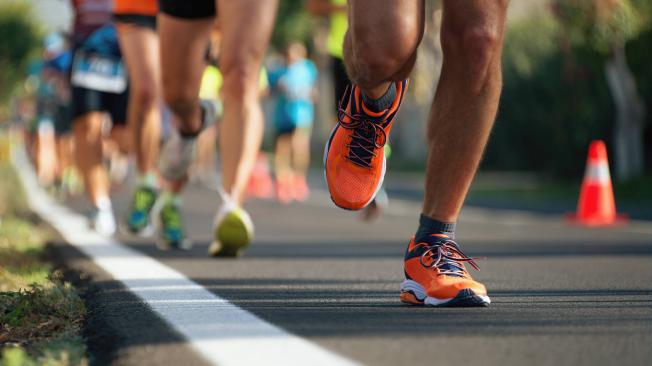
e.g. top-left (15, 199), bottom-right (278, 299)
top-left (12, 148), bottom-right (360, 366)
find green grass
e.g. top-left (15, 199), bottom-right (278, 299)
top-left (0, 158), bottom-right (87, 366)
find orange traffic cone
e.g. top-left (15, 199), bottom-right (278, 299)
top-left (567, 140), bottom-right (627, 226)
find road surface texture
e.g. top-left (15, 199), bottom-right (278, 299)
top-left (48, 177), bottom-right (652, 366)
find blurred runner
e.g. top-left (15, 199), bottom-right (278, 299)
top-left (157, 0), bottom-right (278, 257)
top-left (69, 0), bottom-right (129, 236)
top-left (32, 35), bottom-right (61, 189)
top-left (307, 0), bottom-right (348, 110)
top-left (268, 42), bottom-right (317, 203)
top-left (113, 0), bottom-right (191, 249)
top-left (44, 36), bottom-right (81, 198)
top-left (192, 26), bottom-right (223, 189)
top-left (325, 0), bottom-right (508, 306)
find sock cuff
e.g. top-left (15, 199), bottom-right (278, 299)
top-left (161, 191), bottom-right (182, 205)
top-left (416, 214), bottom-right (456, 240)
top-left (139, 172), bottom-right (159, 189)
top-left (361, 83), bottom-right (397, 112)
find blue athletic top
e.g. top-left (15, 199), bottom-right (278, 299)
top-left (269, 59), bottom-right (318, 130)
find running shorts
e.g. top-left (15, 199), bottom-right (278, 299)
top-left (70, 25), bottom-right (128, 125)
top-left (113, 14), bottom-right (157, 30)
top-left (159, 0), bottom-right (216, 19)
top-left (71, 85), bottom-right (128, 125)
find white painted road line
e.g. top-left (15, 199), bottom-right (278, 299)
top-left (13, 149), bottom-right (360, 366)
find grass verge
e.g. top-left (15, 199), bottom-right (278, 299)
top-left (0, 160), bottom-right (87, 366)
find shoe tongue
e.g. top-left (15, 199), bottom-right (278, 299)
top-left (424, 235), bottom-right (465, 278)
top-left (348, 123), bottom-right (378, 167)
top-left (348, 100), bottom-right (389, 167)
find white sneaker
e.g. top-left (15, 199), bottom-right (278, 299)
top-left (158, 99), bottom-right (218, 181)
top-left (90, 206), bottom-right (117, 236)
top-left (158, 132), bottom-right (197, 181)
top-left (208, 200), bottom-right (254, 257)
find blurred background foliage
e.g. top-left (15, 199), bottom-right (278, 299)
top-left (272, 0), bottom-right (316, 49)
top-left (485, 0), bottom-right (652, 178)
top-left (0, 1), bottom-right (41, 114)
top-left (486, 10), bottom-right (616, 176)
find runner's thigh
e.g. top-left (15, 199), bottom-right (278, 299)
top-left (217, 0), bottom-right (278, 75)
top-left (116, 23), bottom-right (161, 95)
top-left (158, 14), bottom-right (213, 103)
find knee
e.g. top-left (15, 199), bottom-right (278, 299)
top-left (131, 82), bottom-right (158, 109)
top-left (441, 23), bottom-right (502, 84)
top-left (348, 28), bottom-right (418, 86)
top-left (220, 58), bottom-right (260, 101)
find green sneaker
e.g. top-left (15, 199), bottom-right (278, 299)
top-left (124, 185), bottom-right (158, 236)
top-left (208, 203), bottom-right (254, 257)
top-left (157, 199), bottom-right (192, 250)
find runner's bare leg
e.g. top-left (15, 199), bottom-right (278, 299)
top-left (217, 0), bottom-right (278, 204)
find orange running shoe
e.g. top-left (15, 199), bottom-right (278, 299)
top-left (324, 81), bottom-right (408, 210)
top-left (292, 175), bottom-right (310, 202)
top-left (400, 234), bottom-right (490, 307)
top-left (275, 177), bottom-right (293, 204)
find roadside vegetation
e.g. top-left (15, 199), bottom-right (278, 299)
top-left (0, 160), bottom-right (87, 366)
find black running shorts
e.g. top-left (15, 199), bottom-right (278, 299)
top-left (71, 85), bottom-right (128, 125)
top-left (159, 0), bottom-right (216, 19)
top-left (113, 14), bottom-right (157, 30)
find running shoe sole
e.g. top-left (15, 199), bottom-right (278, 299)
top-left (208, 211), bottom-right (253, 257)
top-left (399, 279), bottom-right (491, 307)
top-left (323, 124), bottom-right (387, 211)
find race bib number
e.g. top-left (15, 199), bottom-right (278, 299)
top-left (71, 51), bottom-right (127, 93)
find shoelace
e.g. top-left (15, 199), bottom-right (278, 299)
top-left (337, 88), bottom-right (389, 169)
top-left (418, 239), bottom-right (481, 277)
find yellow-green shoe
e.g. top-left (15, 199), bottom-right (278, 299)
top-left (208, 204), bottom-right (254, 257)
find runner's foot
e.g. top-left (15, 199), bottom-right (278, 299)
top-left (292, 175), bottom-right (310, 202)
top-left (157, 196), bottom-right (192, 250)
top-left (275, 177), bottom-right (293, 204)
top-left (208, 200), bottom-right (254, 257)
top-left (89, 205), bottom-right (116, 237)
top-left (400, 234), bottom-right (490, 307)
top-left (123, 185), bottom-right (158, 236)
top-left (324, 81), bottom-right (407, 210)
top-left (158, 99), bottom-right (219, 181)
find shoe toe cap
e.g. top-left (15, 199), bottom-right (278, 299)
top-left (327, 161), bottom-right (380, 210)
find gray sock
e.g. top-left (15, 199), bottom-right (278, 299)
top-left (361, 83), bottom-right (396, 112)
top-left (415, 214), bottom-right (456, 242)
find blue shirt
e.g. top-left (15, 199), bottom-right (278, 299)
top-left (269, 59), bottom-right (318, 129)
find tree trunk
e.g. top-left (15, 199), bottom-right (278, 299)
top-left (604, 44), bottom-right (646, 181)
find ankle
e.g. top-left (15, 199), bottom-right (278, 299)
top-left (138, 172), bottom-right (159, 189)
top-left (161, 190), bottom-right (181, 206)
top-left (94, 196), bottom-right (112, 211)
top-left (361, 83), bottom-right (397, 112)
top-left (414, 213), bottom-right (456, 242)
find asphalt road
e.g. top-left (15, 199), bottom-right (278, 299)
top-left (58, 178), bottom-right (652, 366)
